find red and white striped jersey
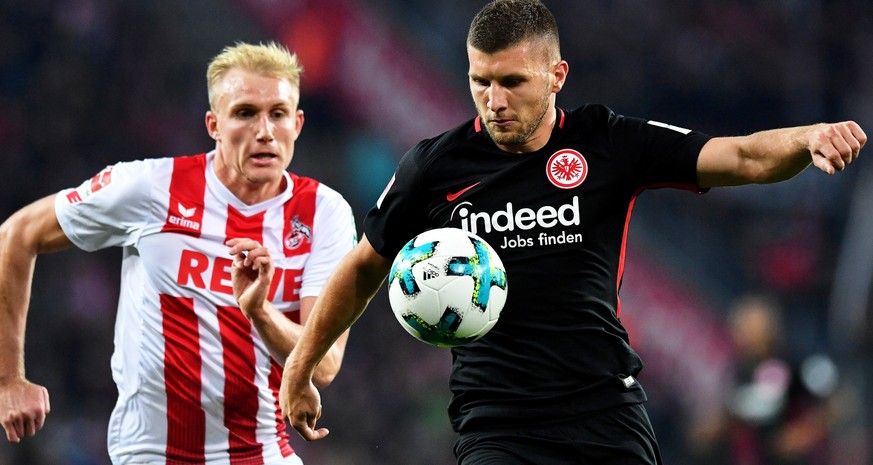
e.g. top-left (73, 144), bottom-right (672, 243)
top-left (54, 151), bottom-right (356, 465)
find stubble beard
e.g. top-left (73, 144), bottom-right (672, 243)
top-left (484, 93), bottom-right (551, 149)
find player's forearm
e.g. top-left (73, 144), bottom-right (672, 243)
top-left (0, 215), bottom-right (39, 381)
top-left (285, 276), bottom-right (368, 380)
top-left (245, 302), bottom-right (301, 364)
top-left (244, 300), bottom-right (346, 387)
top-left (735, 125), bottom-right (816, 183)
top-left (700, 122), bottom-right (865, 187)
top-left (310, 339), bottom-right (345, 388)
top-left (0, 196), bottom-right (72, 381)
top-left (701, 126), bottom-right (812, 187)
top-left (285, 243), bottom-right (390, 383)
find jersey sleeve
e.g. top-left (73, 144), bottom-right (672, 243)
top-left (362, 142), bottom-right (430, 259)
top-left (54, 159), bottom-right (154, 251)
top-left (299, 186), bottom-right (357, 298)
top-left (608, 112), bottom-right (712, 190)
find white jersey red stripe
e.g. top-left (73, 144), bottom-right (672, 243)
top-left (162, 155), bottom-right (207, 238)
top-left (161, 294), bottom-right (206, 463)
top-left (54, 151), bottom-right (355, 465)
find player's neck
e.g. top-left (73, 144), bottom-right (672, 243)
top-left (226, 179), bottom-right (286, 205)
top-left (212, 155), bottom-right (287, 205)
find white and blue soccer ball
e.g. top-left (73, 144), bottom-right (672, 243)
top-left (387, 227), bottom-right (508, 347)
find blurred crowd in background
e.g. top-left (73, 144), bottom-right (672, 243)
top-left (1, 0), bottom-right (872, 464)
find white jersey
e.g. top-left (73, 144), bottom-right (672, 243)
top-left (54, 152), bottom-right (356, 465)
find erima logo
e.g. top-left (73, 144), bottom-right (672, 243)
top-left (178, 202), bottom-right (196, 218)
top-left (168, 215), bottom-right (200, 230)
top-left (450, 196), bottom-right (580, 235)
top-left (168, 203), bottom-right (200, 230)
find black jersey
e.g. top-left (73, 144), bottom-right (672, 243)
top-left (363, 104), bottom-right (712, 432)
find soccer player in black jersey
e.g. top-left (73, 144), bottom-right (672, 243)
top-left (279, 0), bottom-right (866, 463)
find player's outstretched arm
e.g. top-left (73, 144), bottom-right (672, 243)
top-left (697, 121), bottom-right (866, 188)
top-left (280, 235), bottom-right (392, 441)
top-left (226, 238), bottom-right (349, 387)
top-left (0, 195), bottom-right (73, 443)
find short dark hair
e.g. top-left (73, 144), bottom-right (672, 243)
top-left (467, 0), bottom-right (560, 56)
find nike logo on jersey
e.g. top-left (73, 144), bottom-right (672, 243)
top-left (446, 182), bottom-right (481, 202)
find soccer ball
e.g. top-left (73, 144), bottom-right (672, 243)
top-left (387, 227), bottom-right (508, 347)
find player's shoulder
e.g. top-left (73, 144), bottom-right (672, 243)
top-left (408, 115), bottom-right (483, 163)
top-left (558, 104), bottom-right (648, 147)
top-left (80, 157), bottom-right (159, 189)
top-left (288, 172), bottom-right (348, 204)
top-left (563, 103), bottom-right (621, 129)
top-left (89, 153), bottom-right (211, 198)
top-left (110, 153), bottom-right (199, 176)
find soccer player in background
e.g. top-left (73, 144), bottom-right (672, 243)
top-left (0, 42), bottom-right (356, 464)
top-left (279, 0), bottom-right (865, 463)
top-left (689, 294), bottom-right (839, 464)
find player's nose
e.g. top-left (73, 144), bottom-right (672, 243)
top-left (487, 85), bottom-right (508, 112)
top-left (255, 115), bottom-right (275, 142)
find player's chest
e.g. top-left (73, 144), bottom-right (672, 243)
top-left (135, 228), bottom-right (310, 308)
top-left (427, 146), bottom-right (630, 230)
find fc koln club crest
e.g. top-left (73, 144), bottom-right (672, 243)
top-left (284, 215), bottom-right (312, 250)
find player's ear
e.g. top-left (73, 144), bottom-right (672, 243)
top-left (292, 109), bottom-right (305, 141)
top-left (551, 60), bottom-right (568, 93)
top-left (205, 111), bottom-right (219, 140)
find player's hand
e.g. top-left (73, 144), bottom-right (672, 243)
top-left (280, 369), bottom-right (329, 441)
top-left (0, 377), bottom-right (50, 443)
top-left (809, 121), bottom-right (866, 174)
top-left (227, 238), bottom-right (275, 319)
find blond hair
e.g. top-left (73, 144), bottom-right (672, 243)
top-left (206, 41), bottom-right (303, 110)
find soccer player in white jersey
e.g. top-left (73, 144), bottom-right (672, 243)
top-left (0, 42), bottom-right (356, 464)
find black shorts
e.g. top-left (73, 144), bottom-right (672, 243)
top-left (454, 403), bottom-right (662, 465)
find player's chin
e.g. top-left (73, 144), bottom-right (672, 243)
top-left (487, 131), bottom-right (525, 147)
top-left (244, 167), bottom-right (285, 185)
top-left (483, 124), bottom-right (508, 137)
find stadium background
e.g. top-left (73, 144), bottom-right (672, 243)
top-left (1, 0), bottom-right (871, 463)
